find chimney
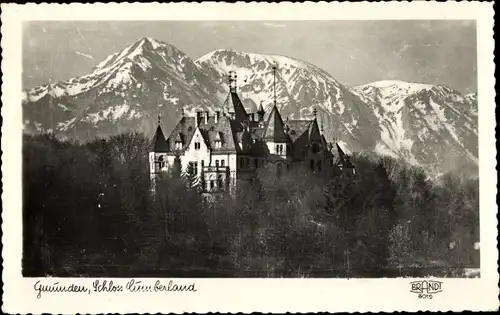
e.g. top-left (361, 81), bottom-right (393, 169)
top-left (205, 111), bottom-right (209, 124)
top-left (215, 111), bottom-right (220, 123)
top-left (196, 111), bottom-right (202, 127)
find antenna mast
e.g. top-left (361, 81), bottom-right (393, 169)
top-left (272, 64), bottom-right (277, 106)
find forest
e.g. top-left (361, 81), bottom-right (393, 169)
top-left (23, 132), bottom-right (479, 277)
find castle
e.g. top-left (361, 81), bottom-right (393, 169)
top-left (149, 69), bottom-right (354, 195)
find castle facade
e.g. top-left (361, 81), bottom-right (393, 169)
top-left (149, 72), bottom-right (354, 195)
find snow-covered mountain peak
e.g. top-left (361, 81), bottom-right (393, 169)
top-left (198, 49), bottom-right (311, 69)
top-left (22, 38), bottom-right (478, 178)
top-left (92, 37), bottom-right (183, 74)
top-left (196, 49), bottom-right (346, 111)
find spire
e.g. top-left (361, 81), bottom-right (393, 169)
top-left (263, 105), bottom-right (288, 142)
top-left (152, 124), bottom-right (168, 152)
top-left (224, 79), bottom-right (248, 122)
top-left (272, 64), bottom-right (277, 106)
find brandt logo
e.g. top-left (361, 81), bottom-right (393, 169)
top-left (410, 280), bottom-right (443, 299)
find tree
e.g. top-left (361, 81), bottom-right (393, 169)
top-left (183, 161), bottom-right (200, 191)
top-left (388, 221), bottom-right (414, 276)
top-left (170, 153), bottom-right (182, 179)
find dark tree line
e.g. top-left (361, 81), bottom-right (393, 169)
top-left (23, 133), bottom-right (479, 277)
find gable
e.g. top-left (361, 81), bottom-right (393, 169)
top-left (308, 119), bottom-right (323, 142)
top-left (186, 127), bottom-right (210, 152)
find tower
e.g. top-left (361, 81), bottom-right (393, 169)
top-left (149, 113), bottom-right (169, 195)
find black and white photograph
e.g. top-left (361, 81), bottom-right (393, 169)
top-left (1, 2), bottom-right (497, 313)
top-left (20, 19), bottom-right (482, 279)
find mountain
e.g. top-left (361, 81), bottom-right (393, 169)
top-left (196, 50), bottom-right (478, 176)
top-left (22, 38), bottom-right (478, 177)
top-left (352, 80), bottom-right (478, 176)
top-left (22, 37), bottom-right (226, 140)
top-left (196, 49), bottom-right (382, 153)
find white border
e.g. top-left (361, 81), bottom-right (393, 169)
top-left (1, 2), bottom-right (497, 313)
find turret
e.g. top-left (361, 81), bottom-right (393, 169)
top-left (149, 114), bottom-right (169, 195)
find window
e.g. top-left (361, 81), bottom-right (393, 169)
top-left (215, 140), bottom-right (222, 149)
top-left (254, 158), bottom-right (258, 168)
top-left (188, 162), bottom-right (198, 175)
top-left (201, 160), bottom-right (204, 169)
top-left (221, 160), bottom-right (225, 167)
top-left (240, 157), bottom-right (244, 168)
top-left (246, 158), bottom-right (250, 166)
top-left (158, 156), bottom-right (165, 168)
top-left (175, 141), bottom-right (182, 150)
top-left (210, 180), bottom-right (215, 190)
top-left (317, 160), bottom-right (322, 171)
top-left (310, 160), bottom-right (315, 171)
top-left (194, 142), bottom-right (201, 150)
top-left (215, 160), bottom-right (219, 168)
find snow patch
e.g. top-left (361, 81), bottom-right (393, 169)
top-left (57, 103), bottom-right (71, 111)
top-left (84, 104), bottom-right (132, 124)
top-left (57, 117), bottom-right (76, 131)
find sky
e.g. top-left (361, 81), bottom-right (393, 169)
top-left (22, 20), bottom-right (477, 94)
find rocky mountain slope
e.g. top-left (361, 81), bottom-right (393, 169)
top-left (196, 49), bottom-right (384, 153)
top-left (23, 37), bottom-right (226, 140)
top-left (22, 37), bottom-right (478, 176)
top-left (352, 81), bottom-right (478, 176)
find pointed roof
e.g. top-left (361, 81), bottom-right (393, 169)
top-left (223, 91), bottom-right (248, 123)
top-left (152, 125), bottom-right (169, 152)
top-left (164, 115), bottom-right (239, 154)
top-left (307, 118), bottom-right (322, 141)
top-left (214, 132), bottom-right (222, 141)
top-left (262, 105), bottom-right (289, 142)
top-left (287, 120), bottom-right (313, 142)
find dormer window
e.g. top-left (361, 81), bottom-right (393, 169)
top-left (194, 142), bottom-right (201, 150)
top-left (175, 141), bottom-right (183, 150)
top-left (214, 132), bottom-right (223, 149)
top-left (174, 134), bottom-right (183, 150)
